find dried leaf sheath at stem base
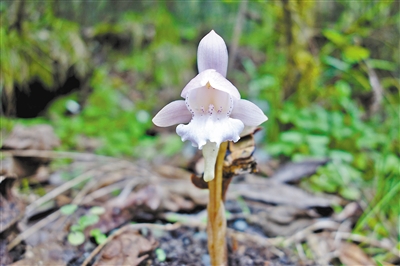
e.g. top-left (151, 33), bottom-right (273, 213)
top-left (207, 141), bottom-right (228, 266)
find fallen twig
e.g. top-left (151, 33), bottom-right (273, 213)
top-left (81, 179), bottom-right (133, 204)
top-left (9, 161), bottom-right (134, 250)
top-left (1, 149), bottom-right (118, 161)
top-left (227, 228), bottom-right (285, 258)
top-left (7, 210), bottom-right (61, 251)
top-left (366, 63), bottom-right (383, 116)
top-left (284, 220), bottom-right (340, 246)
top-left (26, 167), bottom-right (100, 216)
top-left (26, 160), bottom-right (132, 216)
top-left (333, 231), bottom-right (397, 254)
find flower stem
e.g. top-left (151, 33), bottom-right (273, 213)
top-left (207, 141), bottom-right (228, 266)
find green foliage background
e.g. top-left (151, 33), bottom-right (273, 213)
top-left (1, 0), bottom-right (399, 262)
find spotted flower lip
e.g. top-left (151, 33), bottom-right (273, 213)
top-left (152, 30), bottom-right (268, 181)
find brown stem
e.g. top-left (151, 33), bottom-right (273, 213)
top-left (207, 141), bottom-right (228, 266)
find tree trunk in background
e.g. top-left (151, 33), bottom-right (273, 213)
top-left (9, 0), bottom-right (25, 33)
top-left (280, 0), bottom-right (318, 105)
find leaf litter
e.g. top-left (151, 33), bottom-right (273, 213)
top-left (1, 124), bottom-right (398, 265)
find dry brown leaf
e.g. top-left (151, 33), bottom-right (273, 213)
top-left (269, 159), bottom-right (329, 183)
top-left (232, 176), bottom-right (334, 209)
top-left (91, 183), bottom-right (197, 234)
top-left (338, 242), bottom-right (376, 266)
top-left (162, 179), bottom-right (209, 207)
top-left (155, 165), bottom-right (193, 180)
top-left (229, 175), bottom-right (336, 237)
top-left (93, 230), bottom-right (157, 266)
top-left (307, 233), bottom-right (331, 265)
top-left (1, 124), bottom-right (60, 179)
top-left (11, 242), bottom-right (72, 266)
top-left (248, 210), bottom-right (314, 237)
top-left (1, 124), bottom-right (59, 152)
top-left (334, 202), bottom-right (363, 223)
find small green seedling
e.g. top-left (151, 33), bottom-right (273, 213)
top-left (90, 228), bottom-right (107, 244)
top-left (68, 231), bottom-right (85, 246)
top-left (60, 204), bottom-right (78, 215)
top-left (61, 205), bottom-right (106, 246)
top-left (155, 248), bottom-right (166, 262)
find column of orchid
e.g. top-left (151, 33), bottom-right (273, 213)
top-left (153, 30), bottom-right (267, 265)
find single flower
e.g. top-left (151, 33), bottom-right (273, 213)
top-left (153, 30), bottom-right (267, 181)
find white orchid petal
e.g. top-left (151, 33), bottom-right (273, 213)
top-left (197, 30), bottom-right (228, 77)
top-left (181, 69), bottom-right (240, 99)
top-left (202, 141), bottom-right (218, 182)
top-left (207, 71), bottom-right (241, 99)
top-left (152, 100), bottom-right (192, 127)
top-left (176, 115), bottom-right (244, 150)
top-left (152, 30), bottom-right (268, 170)
top-left (230, 99), bottom-right (268, 126)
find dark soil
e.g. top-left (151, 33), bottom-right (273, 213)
top-left (138, 226), bottom-right (296, 266)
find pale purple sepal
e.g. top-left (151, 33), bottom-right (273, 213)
top-left (230, 99), bottom-right (268, 126)
top-left (180, 69), bottom-right (240, 100)
top-left (197, 30), bottom-right (228, 77)
top-left (152, 100), bottom-right (192, 127)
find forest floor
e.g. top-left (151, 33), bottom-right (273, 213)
top-left (1, 125), bottom-right (396, 266)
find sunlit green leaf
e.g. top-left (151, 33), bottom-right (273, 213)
top-left (68, 231), bottom-right (85, 246)
top-left (89, 206), bottom-right (106, 215)
top-left (322, 29), bottom-right (347, 46)
top-left (60, 204), bottom-right (78, 215)
top-left (322, 56), bottom-right (351, 72)
top-left (339, 186), bottom-right (360, 200)
top-left (342, 46), bottom-right (370, 63)
top-left (280, 131), bottom-right (303, 143)
top-left (155, 248), bottom-right (166, 262)
top-left (78, 214), bottom-right (100, 229)
top-left (367, 59), bottom-right (396, 71)
top-left (90, 229), bottom-right (107, 245)
top-left (70, 225), bottom-right (82, 232)
top-left (329, 150), bottom-right (354, 163)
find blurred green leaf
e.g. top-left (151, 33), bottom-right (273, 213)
top-left (339, 186), bottom-right (361, 200)
top-left (68, 231), bottom-right (85, 246)
top-left (90, 229), bottom-right (107, 244)
top-left (323, 29), bottom-right (347, 46)
top-left (329, 150), bottom-right (354, 163)
top-left (342, 46), bottom-right (370, 63)
top-left (155, 248), bottom-right (166, 262)
top-left (70, 225), bottom-right (82, 232)
top-left (367, 59), bottom-right (397, 71)
top-left (78, 214), bottom-right (99, 229)
top-left (60, 204), bottom-right (78, 215)
top-left (280, 131), bottom-right (303, 143)
top-left (89, 206), bottom-right (106, 215)
top-left (321, 56), bottom-right (351, 71)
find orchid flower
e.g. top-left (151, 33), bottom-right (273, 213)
top-left (153, 30), bottom-right (267, 182)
